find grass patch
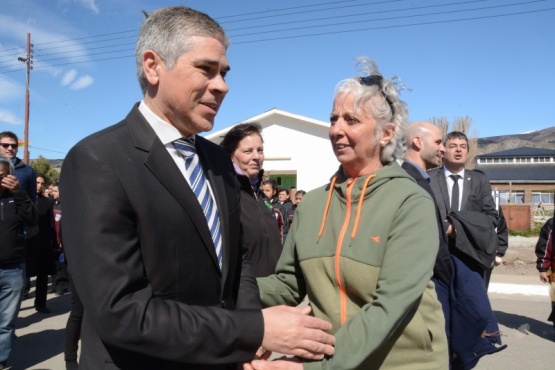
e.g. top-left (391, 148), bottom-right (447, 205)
top-left (509, 222), bottom-right (546, 237)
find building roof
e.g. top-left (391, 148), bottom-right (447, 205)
top-left (205, 108), bottom-right (329, 144)
top-left (475, 163), bottom-right (555, 182)
top-left (478, 147), bottom-right (555, 158)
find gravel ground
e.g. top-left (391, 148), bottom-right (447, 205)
top-left (493, 236), bottom-right (541, 276)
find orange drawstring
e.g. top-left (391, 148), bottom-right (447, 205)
top-left (351, 174), bottom-right (375, 239)
top-left (318, 176), bottom-right (337, 238)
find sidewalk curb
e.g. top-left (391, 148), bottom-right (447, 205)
top-left (488, 282), bottom-right (549, 296)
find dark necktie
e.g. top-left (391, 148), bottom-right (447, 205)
top-left (173, 138), bottom-right (222, 269)
top-left (450, 174), bottom-right (461, 212)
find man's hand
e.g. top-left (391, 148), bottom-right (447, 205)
top-left (0, 174), bottom-right (21, 194)
top-left (252, 356), bottom-right (302, 370)
top-left (446, 223), bottom-right (457, 239)
top-left (539, 271), bottom-right (550, 283)
top-left (261, 305), bottom-right (334, 360)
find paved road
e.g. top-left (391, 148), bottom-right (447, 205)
top-left (476, 274), bottom-right (554, 370)
top-left (8, 273), bottom-right (554, 370)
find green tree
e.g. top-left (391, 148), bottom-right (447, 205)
top-left (30, 156), bottom-right (60, 184)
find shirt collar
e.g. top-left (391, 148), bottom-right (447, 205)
top-left (138, 101), bottom-right (196, 145)
top-left (405, 160), bottom-right (429, 181)
top-left (443, 166), bottom-right (465, 179)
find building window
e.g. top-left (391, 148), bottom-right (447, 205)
top-left (499, 190), bottom-right (525, 204)
top-left (532, 191), bottom-right (554, 205)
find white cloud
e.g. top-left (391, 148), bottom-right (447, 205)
top-left (0, 109), bottom-right (22, 125)
top-left (61, 69), bottom-right (77, 86)
top-left (0, 6), bottom-right (92, 74)
top-left (77, 0), bottom-right (100, 14)
top-left (69, 75), bottom-right (93, 90)
top-left (0, 76), bottom-right (24, 101)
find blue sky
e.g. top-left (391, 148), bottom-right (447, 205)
top-left (1, 0), bottom-right (554, 159)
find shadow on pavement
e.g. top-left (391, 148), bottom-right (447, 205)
top-left (10, 328), bottom-right (66, 370)
top-left (17, 294), bottom-right (71, 330)
top-left (494, 310), bottom-right (555, 341)
top-left (8, 292), bottom-right (72, 369)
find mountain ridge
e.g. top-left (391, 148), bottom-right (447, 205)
top-left (477, 126), bottom-right (555, 154)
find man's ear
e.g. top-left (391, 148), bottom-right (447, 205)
top-left (143, 50), bottom-right (161, 86)
top-left (413, 136), bottom-right (423, 150)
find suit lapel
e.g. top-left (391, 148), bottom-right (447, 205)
top-left (127, 106), bottom-right (221, 271)
top-left (436, 169), bottom-right (451, 214)
top-left (461, 170), bottom-right (472, 210)
top-left (196, 138), bottom-right (231, 278)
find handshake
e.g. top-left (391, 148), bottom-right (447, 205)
top-left (242, 305), bottom-right (335, 370)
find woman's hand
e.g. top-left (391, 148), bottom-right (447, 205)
top-left (239, 347), bottom-right (272, 370)
top-left (251, 356), bottom-right (302, 370)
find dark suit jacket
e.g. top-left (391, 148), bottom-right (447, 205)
top-left (428, 167), bottom-right (498, 271)
top-left (401, 161), bottom-right (452, 285)
top-left (60, 104), bottom-right (263, 369)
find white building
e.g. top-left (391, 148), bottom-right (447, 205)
top-left (206, 108), bottom-right (339, 192)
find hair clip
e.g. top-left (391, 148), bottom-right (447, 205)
top-left (359, 75), bottom-right (383, 86)
top-left (359, 75), bottom-right (396, 121)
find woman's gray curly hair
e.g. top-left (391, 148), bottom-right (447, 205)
top-left (334, 57), bottom-right (409, 164)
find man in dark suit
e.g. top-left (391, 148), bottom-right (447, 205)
top-left (402, 122), bottom-right (453, 354)
top-left (428, 131), bottom-right (498, 280)
top-left (402, 121), bottom-right (451, 286)
top-left (403, 123), bottom-right (508, 366)
top-left (60, 6), bottom-right (333, 370)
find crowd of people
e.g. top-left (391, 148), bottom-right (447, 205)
top-left (0, 4), bottom-right (554, 370)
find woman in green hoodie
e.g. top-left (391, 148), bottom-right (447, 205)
top-left (252, 57), bottom-right (448, 370)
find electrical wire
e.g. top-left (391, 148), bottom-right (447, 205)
top-left (0, 1), bottom-right (552, 75)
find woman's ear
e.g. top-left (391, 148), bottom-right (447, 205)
top-left (380, 124), bottom-right (395, 146)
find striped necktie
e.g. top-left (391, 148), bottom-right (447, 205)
top-left (173, 138), bottom-right (222, 269)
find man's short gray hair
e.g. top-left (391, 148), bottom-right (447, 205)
top-left (135, 6), bottom-right (229, 94)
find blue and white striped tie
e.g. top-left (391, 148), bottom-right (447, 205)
top-left (173, 138), bottom-right (222, 269)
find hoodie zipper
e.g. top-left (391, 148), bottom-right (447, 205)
top-left (1, 200), bottom-right (4, 221)
top-left (335, 178), bottom-right (353, 325)
top-left (319, 174), bottom-right (376, 325)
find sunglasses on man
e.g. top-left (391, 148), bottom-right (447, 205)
top-left (0, 143), bottom-right (18, 149)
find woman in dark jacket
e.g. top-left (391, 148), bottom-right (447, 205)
top-left (26, 174), bottom-right (57, 313)
top-left (220, 122), bottom-right (283, 277)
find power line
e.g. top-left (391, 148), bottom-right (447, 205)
top-left (232, 7), bottom-right (555, 45)
top-left (37, 47), bottom-right (134, 64)
top-left (29, 145), bottom-right (67, 155)
top-left (0, 0), bottom-right (542, 59)
top-left (229, 0), bottom-right (546, 38)
top-left (34, 30), bottom-right (137, 48)
top-left (215, 0), bottom-right (377, 19)
top-left (34, 33), bottom-right (137, 52)
top-left (0, 0), bottom-right (460, 58)
top-left (220, 0), bottom-right (406, 24)
top-left (226, 0), bottom-right (488, 32)
top-left (35, 41), bottom-right (135, 58)
top-left (0, 4), bottom-right (552, 74)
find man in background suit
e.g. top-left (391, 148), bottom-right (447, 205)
top-left (404, 123), bottom-right (508, 366)
top-left (402, 122), bottom-right (452, 287)
top-left (429, 131), bottom-right (498, 281)
top-left (402, 122), bottom-right (453, 355)
top-left (60, 6), bottom-right (333, 369)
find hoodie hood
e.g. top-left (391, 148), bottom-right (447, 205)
top-left (332, 161), bottom-right (416, 203)
top-left (318, 161), bottom-right (417, 240)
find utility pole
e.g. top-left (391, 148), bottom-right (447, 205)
top-left (17, 33), bottom-right (32, 164)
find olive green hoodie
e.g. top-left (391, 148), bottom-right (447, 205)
top-left (258, 161), bottom-right (448, 370)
